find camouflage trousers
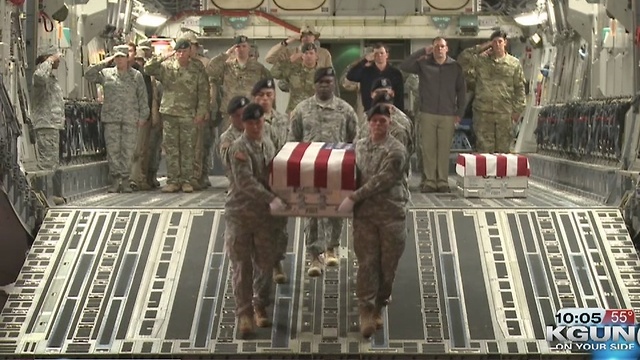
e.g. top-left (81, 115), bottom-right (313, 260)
top-left (225, 217), bottom-right (276, 317)
top-left (473, 111), bottom-right (512, 153)
top-left (412, 116), bottom-right (424, 182)
top-left (419, 112), bottom-right (456, 189)
top-left (130, 121), bottom-right (150, 184)
top-left (194, 120), bottom-right (214, 184)
top-left (162, 114), bottom-right (197, 185)
top-left (104, 122), bottom-right (137, 178)
top-left (274, 217), bottom-right (289, 263)
top-left (34, 128), bottom-right (60, 171)
top-left (352, 215), bottom-right (406, 310)
top-left (304, 217), bottom-right (343, 257)
top-left (147, 120), bottom-right (163, 181)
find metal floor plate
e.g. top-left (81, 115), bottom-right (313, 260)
top-left (64, 176), bottom-right (602, 209)
top-left (0, 207), bottom-right (638, 358)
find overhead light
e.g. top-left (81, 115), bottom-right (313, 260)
top-left (514, 12), bottom-right (548, 26)
top-left (135, 13), bottom-right (168, 27)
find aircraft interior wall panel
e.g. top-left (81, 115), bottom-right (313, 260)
top-left (267, 0), bottom-right (330, 14)
top-left (606, 53), bottom-right (615, 96)
top-left (333, 0), bottom-right (418, 16)
top-left (0, 207), bottom-right (637, 357)
top-left (621, 53), bottom-right (633, 95)
top-left (421, 0), bottom-right (476, 14)
top-left (207, 0), bottom-right (264, 10)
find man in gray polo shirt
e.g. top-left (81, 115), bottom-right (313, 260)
top-left (400, 37), bottom-right (466, 193)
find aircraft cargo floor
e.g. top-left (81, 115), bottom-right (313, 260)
top-left (0, 177), bottom-right (638, 359)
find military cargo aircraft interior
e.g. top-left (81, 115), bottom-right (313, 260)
top-left (1, 0), bottom-right (640, 358)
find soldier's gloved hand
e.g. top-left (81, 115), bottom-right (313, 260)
top-left (337, 197), bottom-right (354, 213)
top-left (270, 197), bottom-right (286, 211)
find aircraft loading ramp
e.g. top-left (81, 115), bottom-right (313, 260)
top-left (0, 180), bottom-right (638, 359)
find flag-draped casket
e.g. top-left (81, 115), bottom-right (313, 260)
top-left (269, 142), bottom-right (356, 217)
top-left (455, 153), bottom-right (530, 198)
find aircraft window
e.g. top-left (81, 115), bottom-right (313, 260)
top-left (210, 0), bottom-right (264, 10)
top-left (272, 0), bottom-right (326, 11)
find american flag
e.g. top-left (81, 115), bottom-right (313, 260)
top-left (456, 153), bottom-right (530, 177)
top-left (270, 142), bottom-right (357, 190)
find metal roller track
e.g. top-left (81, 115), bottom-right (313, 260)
top-left (0, 205), bottom-right (637, 359)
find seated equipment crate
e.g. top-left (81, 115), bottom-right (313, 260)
top-left (455, 153), bottom-right (530, 198)
top-left (269, 142), bottom-right (356, 218)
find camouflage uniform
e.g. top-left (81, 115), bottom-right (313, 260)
top-left (147, 83), bottom-right (163, 187)
top-left (85, 55), bottom-right (150, 192)
top-left (31, 54), bottom-right (65, 171)
top-left (341, 60), bottom-right (365, 119)
top-left (268, 43), bottom-right (325, 113)
top-left (219, 124), bottom-right (244, 179)
top-left (403, 73), bottom-right (421, 175)
top-left (288, 94), bottom-right (358, 271)
top-left (458, 45), bottom-right (526, 153)
top-left (358, 108), bottom-right (413, 156)
top-left (144, 44), bottom-right (210, 192)
top-left (225, 105), bottom-right (278, 335)
top-left (264, 40), bottom-right (333, 69)
top-left (206, 51), bottom-right (271, 131)
top-left (351, 130), bottom-right (408, 338)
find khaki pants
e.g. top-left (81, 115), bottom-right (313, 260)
top-left (419, 112), bottom-right (456, 189)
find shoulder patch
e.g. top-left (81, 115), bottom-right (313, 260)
top-left (234, 151), bottom-right (247, 161)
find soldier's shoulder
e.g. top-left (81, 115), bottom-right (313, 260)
top-left (387, 136), bottom-right (406, 153)
top-left (355, 137), bottom-right (368, 148)
top-left (334, 97), bottom-right (355, 112)
top-left (229, 137), bottom-right (249, 161)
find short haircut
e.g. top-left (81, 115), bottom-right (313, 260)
top-left (372, 42), bottom-right (389, 53)
top-left (432, 36), bottom-right (447, 44)
top-left (127, 42), bottom-right (136, 51)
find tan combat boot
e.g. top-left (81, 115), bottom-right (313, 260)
top-left (108, 176), bottom-right (120, 193)
top-left (359, 307), bottom-right (376, 338)
top-left (238, 314), bottom-right (254, 338)
top-left (325, 248), bottom-right (338, 266)
top-left (120, 177), bottom-right (133, 193)
top-left (181, 183), bottom-right (194, 193)
top-left (273, 262), bottom-right (287, 284)
top-left (307, 256), bottom-right (323, 277)
top-left (161, 183), bottom-right (180, 193)
top-left (254, 306), bottom-right (271, 328)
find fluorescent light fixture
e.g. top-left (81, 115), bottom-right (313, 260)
top-left (135, 13), bottom-right (168, 27)
top-left (514, 11), bottom-right (548, 26)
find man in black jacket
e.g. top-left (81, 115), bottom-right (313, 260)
top-left (399, 37), bottom-right (466, 193)
top-left (346, 43), bottom-right (404, 112)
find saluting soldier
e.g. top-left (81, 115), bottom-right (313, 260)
top-left (206, 35), bottom-right (271, 131)
top-left (337, 103), bottom-right (409, 339)
top-left (225, 103), bottom-right (286, 337)
top-left (288, 67), bottom-right (358, 277)
top-left (269, 43), bottom-right (322, 114)
top-left (144, 38), bottom-right (210, 193)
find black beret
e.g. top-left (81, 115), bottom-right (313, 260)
top-left (371, 92), bottom-right (394, 106)
top-left (174, 38), bottom-right (191, 51)
top-left (314, 67), bottom-right (335, 83)
top-left (301, 43), bottom-right (317, 53)
top-left (242, 103), bottom-right (264, 121)
top-left (490, 29), bottom-right (508, 41)
top-left (227, 95), bottom-right (250, 114)
top-left (251, 78), bottom-right (276, 96)
top-left (234, 35), bottom-right (249, 45)
top-left (367, 103), bottom-right (392, 121)
top-left (371, 77), bottom-right (392, 92)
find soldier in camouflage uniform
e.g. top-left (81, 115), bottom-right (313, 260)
top-left (336, 104), bottom-right (408, 338)
top-left (403, 72), bottom-right (421, 178)
top-left (182, 32), bottom-right (215, 189)
top-left (219, 96), bottom-right (250, 179)
top-left (144, 38), bottom-right (210, 193)
top-left (251, 78), bottom-right (290, 283)
top-left (457, 30), bottom-right (526, 153)
top-left (85, 46), bottom-right (149, 193)
top-left (269, 43), bottom-right (322, 114)
top-left (206, 35), bottom-right (271, 131)
top-left (32, 46), bottom-right (65, 171)
top-left (265, 26), bottom-right (332, 70)
top-left (288, 67), bottom-right (358, 277)
top-left (341, 57), bottom-right (366, 119)
top-left (225, 103), bottom-right (286, 337)
top-left (356, 78), bottom-right (413, 155)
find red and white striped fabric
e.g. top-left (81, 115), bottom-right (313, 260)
top-left (456, 153), bottom-right (530, 177)
top-left (269, 142), bottom-right (357, 190)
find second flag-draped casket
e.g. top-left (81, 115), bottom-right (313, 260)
top-left (455, 153), bottom-right (530, 198)
top-left (269, 142), bottom-right (357, 217)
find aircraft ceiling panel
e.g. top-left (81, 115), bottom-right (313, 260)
top-left (334, 0), bottom-right (415, 16)
top-left (423, 0), bottom-right (473, 12)
top-left (210, 0), bottom-right (264, 10)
